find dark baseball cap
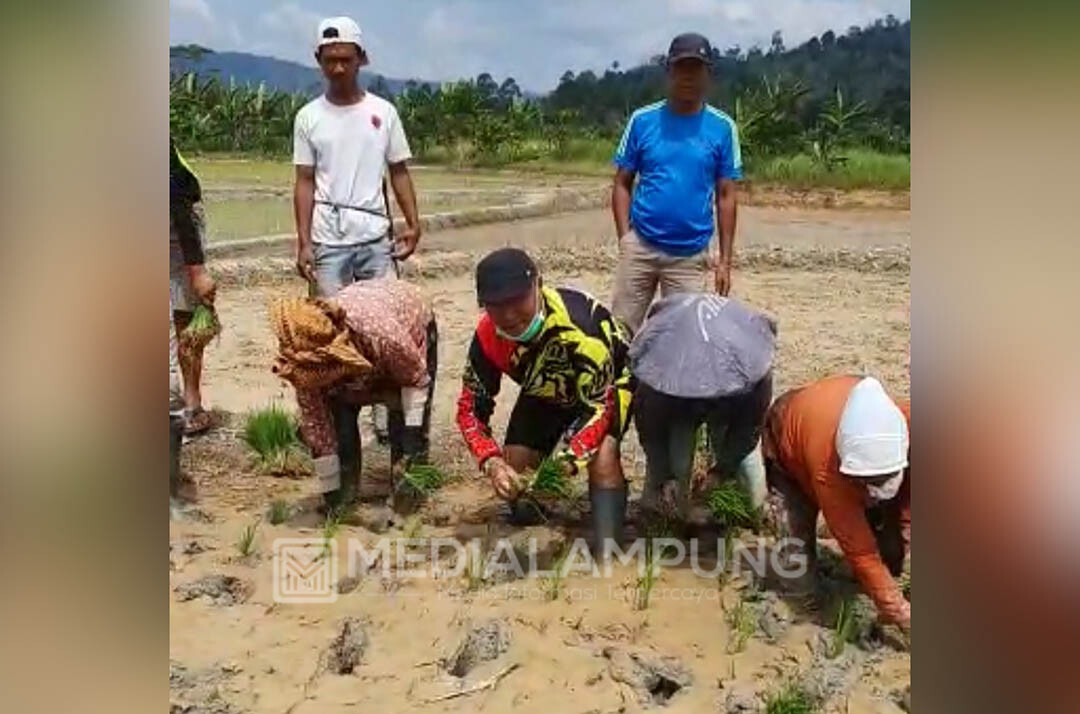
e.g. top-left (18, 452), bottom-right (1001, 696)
top-left (667, 32), bottom-right (713, 65)
top-left (475, 248), bottom-right (539, 305)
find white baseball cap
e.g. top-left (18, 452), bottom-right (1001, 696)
top-left (835, 377), bottom-right (909, 477)
top-left (316, 16), bottom-right (363, 51)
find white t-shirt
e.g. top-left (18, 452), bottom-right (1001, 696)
top-left (293, 92), bottom-right (412, 246)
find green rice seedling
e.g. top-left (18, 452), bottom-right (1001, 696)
top-left (395, 464), bottom-right (446, 513)
top-left (765, 682), bottom-right (818, 714)
top-left (320, 508), bottom-right (344, 557)
top-left (464, 541), bottom-right (488, 592)
top-left (709, 480), bottom-right (758, 579)
top-left (401, 464), bottom-right (445, 494)
top-left (692, 423), bottom-right (711, 457)
top-left (267, 499), bottom-right (291, 525)
top-left (260, 447), bottom-right (310, 477)
top-left (526, 455), bottom-right (576, 500)
top-left (402, 515), bottom-right (424, 539)
top-left (633, 540), bottom-right (660, 611)
top-left (827, 597), bottom-right (858, 659)
top-left (542, 544), bottom-right (570, 602)
top-left (180, 303), bottom-right (221, 349)
top-left (236, 519), bottom-right (260, 558)
top-left (242, 404), bottom-right (300, 464)
top-left (724, 593), bottom-right (757, 654)
top-left (706, 481), bottom-right (756, 528)
top-left (718, 528), bottom-right (738, 586)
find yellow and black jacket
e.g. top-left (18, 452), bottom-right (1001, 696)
top-left (456, 286), bottom-right (632, 465)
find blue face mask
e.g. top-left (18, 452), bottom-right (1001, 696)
top-left (497, 305), bottom-right (545, 343)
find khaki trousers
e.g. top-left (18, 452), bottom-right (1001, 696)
top-left (611, 229), bottom-right (714, 333)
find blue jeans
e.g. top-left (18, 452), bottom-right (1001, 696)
top-left (311, 238), bottom-right (396, 298)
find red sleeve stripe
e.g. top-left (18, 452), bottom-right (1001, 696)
top-left (568, 387), bottom-right (616, 459)
top-left (456, 384), bottom-right (501, 465)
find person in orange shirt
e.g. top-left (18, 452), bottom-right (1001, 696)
top-left (762, 375), bottom-right (910, 632)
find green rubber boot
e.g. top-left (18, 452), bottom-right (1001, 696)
top-left (590, 482), bottom-right (628, 562)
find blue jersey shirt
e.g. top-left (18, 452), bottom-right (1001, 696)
top-left (613, 101), bottom-right (742, 256)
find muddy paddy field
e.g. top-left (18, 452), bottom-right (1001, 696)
top-left (170, 190), bottom-right (910, 714)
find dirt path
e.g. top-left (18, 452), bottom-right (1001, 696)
top-left (210, 204), bottom-right (909, 258)
top-left (422, 206), bottom-right (909, 255)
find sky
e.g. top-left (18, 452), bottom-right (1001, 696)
top-left (170, 0), bottom-right (910, 93)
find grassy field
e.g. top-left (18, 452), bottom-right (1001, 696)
top-left (415, 138), bottom-right (910, 188)
top-left (191, 157), bottom-right (594, 243)
top-left (748, 149), bottom-right (910, 190)
top-left (189, 157), bottom-right (295, 187)
top-left (190, 143), bottom-right (910, 190)
top-left (189, 148), bottom-right (908, 243)
top-left (202, 197), bottom-right (294, 242)
top-left (188, 156), bottom-right (600, 190)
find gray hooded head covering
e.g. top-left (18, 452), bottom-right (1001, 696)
top-left (629, 293), bottom-right (776, 398)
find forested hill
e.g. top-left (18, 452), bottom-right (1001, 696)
top-left (168, 45), bottom-right (432, 96)
top-left (170, 14), bottom-right (909, 154)
top-left (548, 16), bottom-right (909, 132)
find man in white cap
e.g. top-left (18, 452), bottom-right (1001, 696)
top-left (762, 375), bottom-right (911, 633)
top-left (293, 16), bottom-right (420, 295)
top-left (293, 16), bottom-right (422, 442)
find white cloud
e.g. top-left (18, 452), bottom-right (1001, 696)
top-left (723, 2), bottom-right (754, 24)
top-left (668, 0), bottom-right (719, 18)
top-left (258, 2), bottom-right (321, 56)
top-left (260, 2), bottom-right (320, 35)
top-left (170, 0), bottom-right (910, 91)
top-left (172, 0), bottom-right (213, 25)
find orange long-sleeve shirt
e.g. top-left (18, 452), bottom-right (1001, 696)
top-left (763, 375), bottom-right (911, 623)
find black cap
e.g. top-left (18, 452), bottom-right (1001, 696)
top-left (476, 248), bottom-right (538, 305)
top-left (667, 32), bottom-right (713, 65)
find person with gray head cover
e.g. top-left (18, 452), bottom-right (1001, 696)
top-left (629, 293), bottom-right (774, 520)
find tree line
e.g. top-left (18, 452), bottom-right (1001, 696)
top-left (170, 16), bottom-right (909, 167)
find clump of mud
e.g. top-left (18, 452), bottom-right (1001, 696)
top-left (171, 539), bottom-right (209, 556)
top-left (173, 575), bottom-right (252, 605)
top-left (169, 660), bottom-right (238, 714)
top-left (603, 646), bottom-right (693, 707)
top-left (170, 504), bottom-right (216, 524)
top-left (745, 588), bottom-right (792, 643)
top-left (321, 617), bottom-right (369, 675)
top-left (725, 582), bottom-right (792, 645)
top-left (336, 575), bottom-right (361, 594)
top-left (444, 619), bottom-right (512, 677)
top-left (342, 504), bottom-right (395, 534)
top-left (799, 629), bottom-right (868, 706)
top-left (721, 682), bottom-right (762, 713)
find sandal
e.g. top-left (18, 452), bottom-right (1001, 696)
top-left (183, 406), bottom-right (214, 436)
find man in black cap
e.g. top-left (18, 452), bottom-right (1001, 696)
top-left (611, 32), bottom-right (743, 333)
top-left (456, 248), bottom-right (633, 556)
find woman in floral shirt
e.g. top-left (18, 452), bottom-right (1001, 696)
top-left (271, 278), bottom-right (436, 509)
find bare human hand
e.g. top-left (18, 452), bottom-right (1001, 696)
top-left (187, 264), bottom-right (216, 304)
top-left (393, 225), bottom-right (421, 260)
top-left (296, 242), bottom-right (315, 283)
top-left (484, 456), bottom-right (520, 501)
top-left (714, 258), bottom-right (732, 296)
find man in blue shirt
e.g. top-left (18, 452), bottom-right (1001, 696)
top-left (611, 32), bottom-right (742, 332)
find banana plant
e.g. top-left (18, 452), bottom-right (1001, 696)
top-left (811, 86), bottom-right (868, 170)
